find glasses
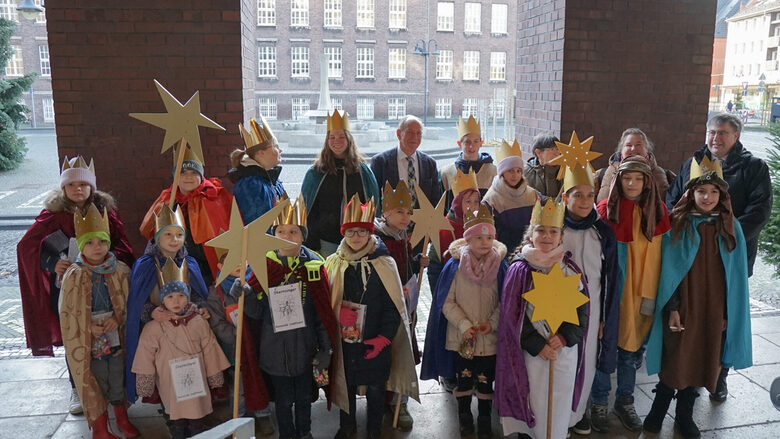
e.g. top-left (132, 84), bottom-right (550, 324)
top-left (707, 130), bottom-right (734, 138)
top-left (344, 229), bottom-right (369, 237)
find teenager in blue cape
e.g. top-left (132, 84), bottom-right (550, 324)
top-left (644, 166), bottom-right (751, 439)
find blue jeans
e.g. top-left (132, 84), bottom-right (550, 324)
top-left (591, 347), bottom-right (645, 405)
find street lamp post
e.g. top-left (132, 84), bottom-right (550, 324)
top-left (17, 1), bottom-right (44, 128)
top-left (414, 39), bottom-right (438, 124)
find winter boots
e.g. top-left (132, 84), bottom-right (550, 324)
top-left (112, 403), bottom-right (140, 438)
top-left (675, 387), bottom-right (701, 438)
top-left (91, 412), bottom-right (120, 439)
top-left (457, 395), bottom-right (475, 436)
top-left (643, 382), bottom-right (676, 433)
top-left (476, 398), bottom-right (493, 439)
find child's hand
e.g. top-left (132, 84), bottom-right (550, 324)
top-left (548, 334), bottom-right (565, 351)
top-left (102, 315), bottom-right (119, 333)
top-left (54, 259), bottom-right (73, 275)
top-left (463, 327), bottom-right (477, 339)
top-left (90, 322), bottom-right (104, 337)
top-left (419, 255), bottom-right (430, 268)
top-left (476, 322), bottom-right (492, 334)
top-left (151, 307), bottom-right (176, 322)
top-left (668, 311), bottom-right (684, 332)
top-left (199, 308), bottom-right (211, 320)
top-left (539, 345), bottom-right (558, 361)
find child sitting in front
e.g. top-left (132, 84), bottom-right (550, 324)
top-left (59, 203), bottom-right (139, 439)
top-left (132, 258), bottom-right (230, 438)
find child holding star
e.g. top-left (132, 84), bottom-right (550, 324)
top-left (495, 199), bottom-right (590, 439)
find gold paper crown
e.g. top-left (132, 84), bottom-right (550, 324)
top-left (61, 155), bottom-right (95, 174)
top-left (382, 180), bottom-right (414, 213)
top-left (327, 109), bottom-right (351, 131)
top-left (463, 204), bottom-right (495, 231)
top-left (451, 168), bottom-right (479, 196)
top-left (342, 193), bottom-right (375, 226)
top-left (154, 204), bottom-right (186, 234)
top-left (174, 142), bottom-right (203, 165)
top-left (457, 115), bottom-right (481, 138)
top-left (496, 139), bottom-right (523, 163)
top-left (563, 164), bottom-right (595, 192)
top-left (74, 203), bottom-right (110, 239)
top-left (689, 156), bottom-right (724, 181)
top-left (239, 115), bottom-right (275, 150)
top-left (530, 198), bottom-right (566, 228)
top-left (157, 257), bottom-right (189, 287)
top-left (273, 192), bottom-right (307, 228)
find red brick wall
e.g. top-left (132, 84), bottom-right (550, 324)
top-left (46, 1), bottom-right (253, 255)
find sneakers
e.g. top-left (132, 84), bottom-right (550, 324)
top-left (255, 414), bottom-right (275, 436)
top-left (590, 403), bottom-right (609, 433)
top-left (395, 402), bottom-right (413, 431)
top-left (709, 368), bottom-right (728, 402)
top-left (68, 388), bottom-right (83, 415)
top-left (572, 413), bottom-right (591, 435)
top-left (614, 396), bottom-right (643, 432)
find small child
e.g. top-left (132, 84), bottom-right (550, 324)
top-left (496, 199), bottom-right (590, 439)
top-left (644, 158), bottom-right (752, 438)
top-left (325, 194), bottom-right (419, 439)
top-left (132, 258), bottom-right (230, 438)
top-left (60, 203), bottom-right (139, 439)
top-left (440, 116), bottom-right (497, 212)
top-left (422, 204), bottom-right (508, 439)
top-left (482, 139), bottom-right (538, 255)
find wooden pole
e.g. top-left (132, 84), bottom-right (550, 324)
top-left (232, 228), bottom-right (249, 420)
top-left (168, 139), bottom-right (188, 209)
top-left (415, 235), bottom-right (430, 291)
top-left (546, 355), bottom-right (555, 439)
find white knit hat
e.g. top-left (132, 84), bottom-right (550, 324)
top-left (60, 156), bottom-right (96, 189)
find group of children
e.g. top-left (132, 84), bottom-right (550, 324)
top-left (16, 112), bottom-right (753, 439)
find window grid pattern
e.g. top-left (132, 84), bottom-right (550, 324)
top-left (490, 99), bottom-right (506, 119)
top-left (356, 0), bottom-right (375, 28)
top-left (290, 0), bottom-right (309, 27)
top-left (34, 0), bottom-right (46, 23)
top-left (435, 98), bottom-right (452, 118)
top-left (357, 98), bottom-right (374, 119)
top-left (257, 46), bottom-right (277, 77)
top-left (42, 97), bottom-right (55, 122)
top-left (388, 48), bottom-right (406, 79)
top-left (464, 3), bottom-right (481, 33)
top-left (331, 98), bottom-right (343, 112)
top-left (491, 4), bottom-right (508, 34)
top-left (291, 98), bottom-right (309, 120)
top-left (5, 45), bottom-right (23, 76)
top-left (490, 52), bottom-right (506, 81)
top-left (257, 0), bottom-right (276, 26)
top-left (324, 46), bottom-right (342, 79)
top-left (356, 47), bottom-right (374, 78)
top-left (462, 98), bottom-right (479, 118)
top-left (388, 98), bottom-right (406, 119)
top-left (324, 0), bottom-right (342, 28)
top-left (463, 51), bottom-right (480, 80)
top-left (291, 46), bottom-right (309, 78)
top-left (389, 0), bottom-right (407, 29)
top-left (437, 2), bottom-right (454, 31)
top-left (0, 0), bottom-right (18, 22)
top-left (258, 97), bottom-right (278, 119)
top-left (39, 45), bottom-right (51, 76)
top-left (436, 50), bottom-right (453, 79)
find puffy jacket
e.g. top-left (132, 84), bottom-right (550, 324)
top-left (524, 156), bottom-right (561, 198)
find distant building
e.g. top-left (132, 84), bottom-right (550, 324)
top-left (711, 0), bottom-right (751, 108)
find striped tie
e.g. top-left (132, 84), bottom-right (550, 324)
top-left (406, 156), bottom-right (417, 205)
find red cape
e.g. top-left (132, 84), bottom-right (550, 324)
top-left (439, 219), bottom-right (464, 264)
top-left (596, 198), bottom-right (670, 242)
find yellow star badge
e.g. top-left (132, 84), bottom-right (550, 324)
top-left (548, 131), bottom-right (601, 180)
top-left (410, 188), bottom-right (454, 259)
top-left (522, 263), bottom-right (588, 334)
top-left (129, 79), bottom-right (225, 163)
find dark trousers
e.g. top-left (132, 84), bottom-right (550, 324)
top-left (269, 373), bottom-right (312, 438)
top-left (454, 354), bottom-right (496, 399)
top-left (340, 384), bottom-right (385, 435)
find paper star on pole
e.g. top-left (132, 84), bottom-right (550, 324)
top-left (548, 131), bottom-right (601, 180)
top-left (206, 198), bottom-right (297, 292)
top-left (129, 79), bottom-right (225, 163)
top-left (410, 187), bottom-right (454, 258)
top-left (522, 263), bottom-right (588, 334)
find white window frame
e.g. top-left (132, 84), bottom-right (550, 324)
top-left (5, 45), bottom-right (23, 77)
top-left (464, 3), bottom-right (481, 34)
top-left (257, 45), bottom-right (277, 78)
top-left (291, 97), bottom-right (310, 120)
top-left (324, 0), bottom-right (342, 29)
top-left (257, 0), bottom-right (276, 26)
top-left (357, 97), bottom-right (374, 120)
top-left (437, 2), bottom-right (454, 32)
top-left (258, 97), bottom-right (278, 120)
top-left (324, 46), bottom-right (343, 79)
top-left (42, 97), bottom-right (55, 122)
top-left (0, 0), bottom-right (18, 22)
top-left (463, 51), bottom-right (480, 81)
top-left (290, 0), bottom-right (309, 27)
top-left (491, 4), bottom-right (508, 35)
top-left (489, 52), bottom-right (506, 81)
top-left (388, 98), bottom-right (406, 120)
top-left (38, 45), bottom-right (51, 77)
top-left (490, 99), bottom-right (505, 119)
top-left (356, 0), bottom-right (375, 29)
top-left (291, 46), bottom-right (310, 78)
top-left (34, 0), bottom-right (46, 23)
top-left (462, 98), bottom-right (479, 118)
top-left (436, 50), bottom-right (453, 80)
top-left (435, 98), bottom-right (452, 119)
top-left (388, 48), bottom-right (406, 79)
top-left (356, 47), bottom-right (375, 78)
top-left (330, 97), bottom-right (343, 112)
top-left (389, 0), bottom-right (407, 30)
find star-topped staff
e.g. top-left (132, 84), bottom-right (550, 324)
top-left (522, 263), bottom-right (589, 439)
top-left (205, 198), bottom-right (297, 419)
top-left (547, 131), bottom-right (601, 180)
top-left (410, 186), bottom-right (453, 290)
top-left (129, 79), bottom-right (225, 209)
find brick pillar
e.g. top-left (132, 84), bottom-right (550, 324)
top-left (516, 0), bottom-right (716, 170)
top-left (46, 1), bottom-right (255, 255)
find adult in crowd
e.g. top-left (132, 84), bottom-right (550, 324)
top-left (371, 115), bottom-right (442, 211)
top-left (523, 133), bottom-right (563, 198)
top-left (301, 109), bottom-right (380, 257)
top-left (594, 128), bottom-right (675, 203)
top-left (666, 112), bottom-right (771, 402)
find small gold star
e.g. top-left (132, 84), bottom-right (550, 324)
top-left (410, 189), bottom-right (454, 259)
top-left (522, 263), bottom-right (588, 334)
top-left (548, 131), bottom-right (601, 180)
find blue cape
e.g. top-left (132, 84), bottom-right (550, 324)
top-left (124, 254), bottom-right (208, 402)
top-left (420, 256), bottom-right (507, 380)
top-left (646, 216), bottom-right (752, 375)
top-left (233, 173), bottom-right (286, 224)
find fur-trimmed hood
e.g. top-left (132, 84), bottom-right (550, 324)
top-left (446, 237), bottom-right (507, 260)
top-left (43, 189), bottom-right (117, 213)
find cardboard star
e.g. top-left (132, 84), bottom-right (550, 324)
top-left (129, 79), bottom-right (225, 163)
top-left (522, 263), bottom-right (588, 334)
top-left (548, 131), bottom-right (601, 180)
top-left (410, 187), bottom-right (454, 258)
top-left (206, 198), bottom-right (297, 292)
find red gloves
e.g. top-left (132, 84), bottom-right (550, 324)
top-left (339, 305), bottom-right (358, 327)
top-left (363, 335), bottom-right (391, 359)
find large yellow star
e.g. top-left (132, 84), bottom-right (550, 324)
top-left (206, 199), bottom-right (297, 292)
top-left (548, 131), bottom-right (601, 180)
top-left (129, 79), bottom-right (225, 163)
top-left (410, 188), bottom-right (454, 258)
top-left (522, 263), bottom-right (588, 334)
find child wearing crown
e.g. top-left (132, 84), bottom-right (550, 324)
top-left (482, 139), bottom-right (538, 255)
top-left (643, 158), bottom-right (752, 438)
top-left (17, 156), bottom-right (135, 414)
top-left (440, 116), bottom-right (497, 212)
top-left (593, 154), bottom-right (670, 432)
top-left (325, 194), bottom-right (418, 439)
top-left (140, 143), bottom-right (232, 287)
top-left (132, 258), bottom-right (230, 438)
top-left (59, 203), bottom-right (140, 439)
top-left (495, 198), bottom-right (590, 439)
top-left (422, 204), bottom-right (508, 439)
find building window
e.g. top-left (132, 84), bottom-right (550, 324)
top-left (463, 51), bottom-right (480, 80)
top-left (257, 46), bottom-right (277, 78)
top-left (290, 0), bottom-right (309, 27)
top-left (357, 0), bottom-right (375, 28)
top-left (5, 45), bottom-right (23, 76)
top-left (324, 46), bottom-right (342, 79)
top-left (462, 98), bottom-right (479, 118)
top-left (491, 4), bottom-right (508, 35)
top-left (324, 0), bottom-right (342, 28)
top-left (437, 2), bottom-right (454, 31)
top-left (0, 0), bottom-right (18, 22)
top-left (42, 97), bottom-right (55, 122)
top-left (389, 0), bottom-right (407, 30)
top-left (258, 97), bottom-right (278, 119)
top-left (388, 98), bottom-right (406, 119)
top-left (388, 48), bottom-right (406, 79)
top-left (464, 3), bottom-right (481, 34)
top-left (436, 50), bottom-right (453, 80)
top-left (331, 97), bottom-right (343, 112)
top-left (490, 99), bottom-right (505, 119)
top-left (357, 97), bottom-right (374, 119)
top-left (291, 98), bottom-right (309, 120)
top-left (257, 0), bottom-right (276, 26)
top-left (489, 52), bottom-right (506, 81)
top-left (38, 45), bottom-right (51, 76)
top-left (356, 47), bottom-right (374, 78)
top-left (435, 98), bottom-right (452, 118)
top-left (34, 0), bottom-right (46, 23)
top-left (291, 46), bottom-right (309, 78)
